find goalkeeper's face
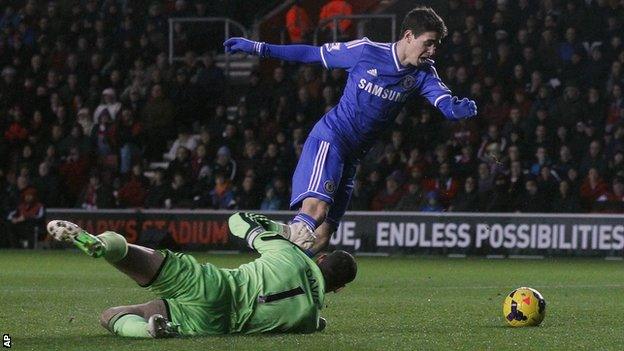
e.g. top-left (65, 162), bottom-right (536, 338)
top-left (404, 30), bottom-right (441, 66)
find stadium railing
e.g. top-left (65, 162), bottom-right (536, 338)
top-left (312, 14), bottom-right (397, 45)
top-left (168, 17), bottom-right (249, 77)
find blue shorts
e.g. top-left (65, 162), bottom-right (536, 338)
top-left (290, 136), bottom-right (357, 224)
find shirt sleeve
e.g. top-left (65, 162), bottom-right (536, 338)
top-left (232, 226), bottom-right (294, 254)
top-left (419, 63), bottom-right (453, 108)
top-left (319, 40), bottom-right (365, 70)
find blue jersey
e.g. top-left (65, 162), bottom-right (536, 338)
top-left (312, 38), bottom-right (452, 159)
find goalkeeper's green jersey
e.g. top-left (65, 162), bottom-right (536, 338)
top-left (224, 228), bottom-right (326, 333)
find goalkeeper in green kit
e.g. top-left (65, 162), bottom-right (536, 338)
top-left (47, 212), bottom-right (357, 337)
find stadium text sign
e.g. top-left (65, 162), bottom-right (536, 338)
top-left (46, 210), bottom-right (624, 256)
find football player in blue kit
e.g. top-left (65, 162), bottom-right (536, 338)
top-left (223, 6), bottom-right (477, 256)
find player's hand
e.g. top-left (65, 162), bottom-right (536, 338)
top-left (450, 96), bottom-right (477, 119)
top-left (223, 37), bottom-right (264, 56)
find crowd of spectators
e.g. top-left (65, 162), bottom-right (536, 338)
top-left (2, 0), bottom-right (624, 246)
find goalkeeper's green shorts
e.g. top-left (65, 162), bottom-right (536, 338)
top-left (145, 250), bottom-right (232, 335)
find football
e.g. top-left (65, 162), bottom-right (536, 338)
top-left (503, 287), bottom-right (546, 327)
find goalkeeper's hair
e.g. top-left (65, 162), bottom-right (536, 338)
top-left (400, 6), bottom-right (448, 39)
top-left (318, 250), bottom-right (357, 291)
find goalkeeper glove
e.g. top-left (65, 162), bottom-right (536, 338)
top-left (223, 37), bottom-right (266, 56)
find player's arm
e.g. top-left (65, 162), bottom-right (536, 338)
top-left (420, 64), bottom-right (477, 121)
top-left (229, 213), bottom-right (294, 254)
top-left (223, 37), bottom-right (363, 70)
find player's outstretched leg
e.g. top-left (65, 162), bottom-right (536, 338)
top-left (47, 220), bottom-right (127, 261)
top-left (47, 219), bottom-right (164, 285)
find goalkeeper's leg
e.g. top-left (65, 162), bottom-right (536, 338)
top-left (100, 299), bottom-right (179, 338)
top-left (47, 220), bottom-right (164, 286)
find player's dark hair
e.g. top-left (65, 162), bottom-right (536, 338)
top-left (400, 6), bottom-right (448, 39)
top-left (318, 250), bottom-right (357, 291)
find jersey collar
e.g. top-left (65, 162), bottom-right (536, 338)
top-left (391, 43), bottom-right (408, 72)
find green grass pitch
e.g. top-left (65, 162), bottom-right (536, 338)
top-left (1, 250), bottom-right (623, 351)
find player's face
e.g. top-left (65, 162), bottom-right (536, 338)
top-left (405, 31), bottom-right (441, 65)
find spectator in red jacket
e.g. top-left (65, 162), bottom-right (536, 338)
top-left (580, 168), bottom-right (609, 211)
top-left (58, 147), bottom-right (91, 205)
top-left (424, 162), bottom-right (460, 208)
top-left (594, 176), bottom-right (624, 213)
top-left (319, 0), bottom-right (353, 40)
top-left (117, 164), bottom-right (148, 208)
top-left (4, 105), bottom-right (29, 146)
top-left (370, 171), bottom-right (404, 211)
top-left (285, 0), bottom-right (312, 44)
top-left (6, 187), bottom-right (45, 248)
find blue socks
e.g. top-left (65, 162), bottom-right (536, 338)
top-left (292, 213), bottom-right (318, 231)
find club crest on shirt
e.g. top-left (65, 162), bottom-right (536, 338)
top-left (324, 180), bottom-right (336, 194)
top-left (400, 75), bottom-right (416, 89)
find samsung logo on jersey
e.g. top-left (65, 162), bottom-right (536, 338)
top-left (358, 78), bottom-right (407, 103)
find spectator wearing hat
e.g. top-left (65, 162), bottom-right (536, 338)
top-left (93, 88), bottom-right (122, 124)
top-left (6, 187), bottom-right (44, 248)
top-left (90, 109), bottom-right (119, 170)
top-left (76, 107), bottom-right (94, 137)
top-left (213, 146), bottom-right (237, 182)
top-left (164, 126), bottom-right (198, 162)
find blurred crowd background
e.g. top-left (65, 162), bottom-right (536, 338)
top-left (2, 0), bottom-right (624, 247)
